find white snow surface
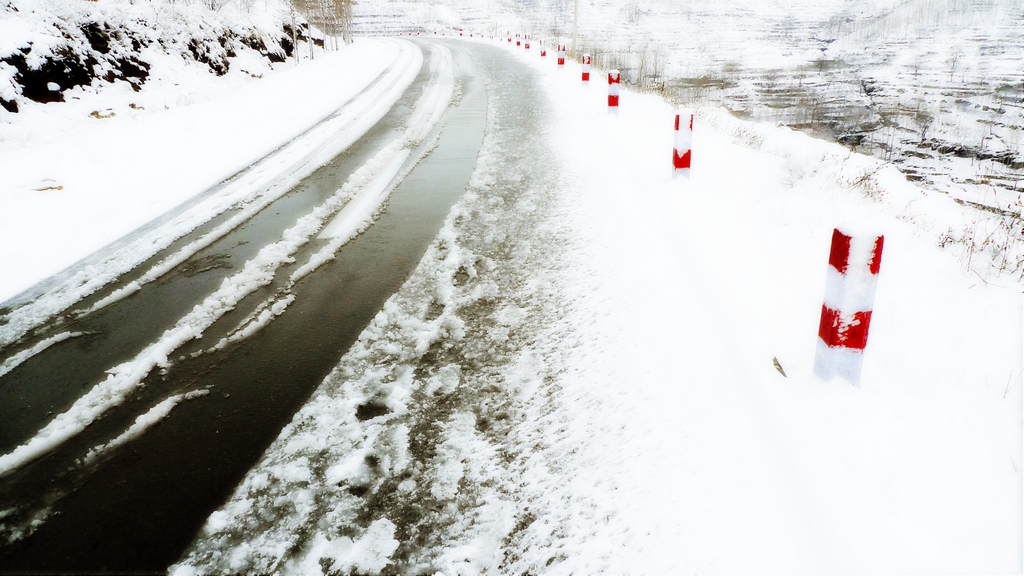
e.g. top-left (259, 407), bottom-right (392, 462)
top-left (171, 37), bottom-right (1020, 575)
top-left (0, 5), bottom-right (1020, 573)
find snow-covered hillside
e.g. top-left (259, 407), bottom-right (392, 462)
top-left (357, 0), bottom-right (1024, 277)
top-left (0, 0), bottom-right (307, 115)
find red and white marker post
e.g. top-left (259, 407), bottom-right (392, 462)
top-left (557, 42), bottom-right (566, 68)
top-left (673, 111), bottom-right (693, 177)
top-left (581, 53), bottom-right (591, 84)
top-left (540, 41), bottom-right (547, 58)
top-left (813, 228), bottom-right (885, 385)
top-left (608, 70), bottom-right (620, 112)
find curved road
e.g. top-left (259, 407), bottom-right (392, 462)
top-left (0, 40), bottom-right (489, 573)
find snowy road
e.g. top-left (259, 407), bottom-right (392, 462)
top-left (1, 34), bottom-right (1020, 575)
top-left (0, 40), bottom-right (485, 571)
top-left (172, 37), bottom-right (1020, 575)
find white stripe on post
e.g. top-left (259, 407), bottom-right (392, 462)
top-left (813, 228), bottom-right (884, 385)
top-left (608, 70), bottom-right (620, 112)
top-left (582, 53), bottom-right (591, 83)
top-left (673, 111), bottom-right (693, 177)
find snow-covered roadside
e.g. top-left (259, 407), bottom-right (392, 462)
top-left (177, 39), bottom-right (1021, 574)
top-left (0, 37), bottom-right (408, 306)
top-left (512, 41), bottom-right (1015, 569)
top-left (506, 43), bottom-right (1023, 573)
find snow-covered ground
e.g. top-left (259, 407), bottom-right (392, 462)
top-left (0, 1), bottom-right (1021, 573)
top-left (171, 38), bottom-right (1021, 574)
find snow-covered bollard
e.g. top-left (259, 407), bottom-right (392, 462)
top-left (581, 53), bottom-right (591, 83)
top-left (608, 70), bottom-right (620, 112)
top-left (541, 43), bottom-right (547, 58)
top-left (673, 111), bottom-right (693, 177)
top-left (557, 43), bottom-right (567, 68)
top-left (813, 228), bottom-right (885, 385)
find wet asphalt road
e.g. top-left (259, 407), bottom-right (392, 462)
top-left (0, 40), bottom-right (488, 574)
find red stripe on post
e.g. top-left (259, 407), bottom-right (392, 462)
top-left (828, 229), bottom-right (853, 274)
top-left (608, 72), bottom-right (620, 109)
top-left (673, 112), bottom-right (693, 173)
top-left (818, 304), bottom-right (840, 345)
top-left (673, 149), bottom-right (691, 170)
top-left (818, 305), bottom-right (873, 350)
top-left (869, 236), bottom-right (884, 275)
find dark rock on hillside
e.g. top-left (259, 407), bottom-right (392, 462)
top-left (188, 38), bottom-right (230, 76)
top-left (6, 46), bottom-right (95, 104)
top-left (1, 11), bottom-right (298, 112)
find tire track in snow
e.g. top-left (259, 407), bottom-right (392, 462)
top-left (195, 43), bottom-right (455, 357)
top-left (0, 331), bottom-right (84, 379)
top-left (0, 39), bottom-right (421, 357)
top-left (0, 43), bottom-right (456, 481)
